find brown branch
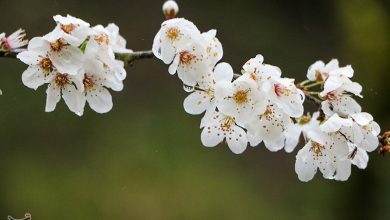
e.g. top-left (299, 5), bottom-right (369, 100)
top-left (115, 50), bottom-right (155, 66)
top-left (0, 48), bottom-right (155, 65)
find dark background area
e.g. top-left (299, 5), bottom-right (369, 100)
top-left (0, 0), bottom-right (389, 219)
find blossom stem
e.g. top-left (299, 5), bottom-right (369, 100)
top-left (302, 81), bottom-right (323, 89)
top-left (298, 80), bottom-right (312, 87)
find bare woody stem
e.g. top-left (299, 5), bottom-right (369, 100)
top-left (115, 50), bottom-right (154, 66)
top-left (0, 48), bottom-right (155, 66)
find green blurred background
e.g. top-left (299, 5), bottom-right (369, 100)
top-left (0, 0), bottom-right (389, 219)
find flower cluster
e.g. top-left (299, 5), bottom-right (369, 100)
top-left (291, 60), bottom-right (381, 181)
top-left (153, 18), bottom-right (305, 154)
top-left (17, 15), bottom-right (132, 116)
top-left (152, 17), bottom-right (381, 182)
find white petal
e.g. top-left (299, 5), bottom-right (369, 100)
top-left (334, 159), bottom-right (351, 181)
top-left (45, 84), bottom-right (61, 112)
top-left (62, 85), bottom-right (86, 116)
top-left (17, 51), bottom-right (41, 65)
top-left (324, 59), bottom-right (339, 72)
top-left (27, 37), bottom-right (50, 53)
top-left (201, 123), bottom-right (224, 147)
top-left (330, 65), bottom-right (353, 78)
top-left (343, 82), bottom-right (362, 97)
top-left (350, 112), bottom-right (373, 126)
top-left (49, 46), bottom-right (83, 75)
top-left (161, 41), bottom-right (176, 64)
top-left (183, 91), bottom-right (212, 115)
top-left (200, 105), bottom-right (216, 128)
top-left (307, 60), bottom-right (325, 81)
top-left (295, 145), bottom-right (317, 182)
top-left (351, 148), bottom-right (369, 169)
top-left (226, 126), bottom-right (248, 154)
top-left (168, 54), bottom-right (179, 75)
top-left (152, 32), bottom-right (163, 60)
top-left (21, 66), bottom-right (49, 90)
top-left (243, 54), bottom-right (264, 73)
top-left (214, 62), bottom-right (233, 82)
top-left (284, 123), bottom-right (302, 153)
top-left (86, 87), bottom-right (113, 114)
top-left (320, 114), bottom-right (352, 133)
top-left (214, 81), bottom-right (234, 101)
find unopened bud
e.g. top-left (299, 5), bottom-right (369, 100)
top-left (162, 0), bottom-right (179, 20)
top-left (379, 131), bottom-right (390, 156)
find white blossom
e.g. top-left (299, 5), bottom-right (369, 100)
top-left (105, 23), bottom-right (133, 54)
top-left (45, 14), bottom-right (90, 47)
top-left (320, 70), bottom-right (362, 117)
top-left (307, 59), bottom-right (353, 82)
top-left (183, 62), bottom-right (232, 115)
top-left (152, 18), bottom-right (200, 64)
top-left (18, 14), bottom-right (129, 116)
top-left (45, 72), bottom-right (85, 116)
top-left (0, 29), bottom-right (28, 51)
top-left (201, 110), bottom-right (248, 154)
top-left (215, 73), bottom-right (265, 125)
top-left (246, 104), bottom-right (293, 151)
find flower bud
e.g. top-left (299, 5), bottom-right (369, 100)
top-left (162, 0), bottom-right (179, 20)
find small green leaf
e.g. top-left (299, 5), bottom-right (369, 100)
top-left (79, 37), bottom-right (90, 53)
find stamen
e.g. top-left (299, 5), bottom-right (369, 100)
top-left (233, 90), bottom-right (249, 104)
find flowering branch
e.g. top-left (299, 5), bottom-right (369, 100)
top-left (0, 0), bottom-right (387, 183)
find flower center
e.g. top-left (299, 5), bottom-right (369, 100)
top-left (60, 24), bottom-right (76, 34)
top-left (166, 27), bottom-right (180, 41)
top-left (274, 84), bottom-right (291, 96)
top-left (221, 115), bottom-right (235, 131)
top-left (0, 38), bottom-right (11, 51)
top-left (83, 74), bottom-right (95, 91)
top-left (40, 57), bottom-right (53, 73)
top-left (326, 92), bottom-right (338, 101)
top-left (310, 141), bottom-right (325, 157)
top-left (95, 33), bottom-right (110, 45)
top-left (50, 38), bottom-right (67, 52)
top-left (233, 90), bottom-right (249, 104)
top-left (54, 73), bottom-right (70, 88)
top-left (249, 73), bottom-right (257, 81)
top-left (179, 51), bottom-right (195, 65)
top-left (261, 106), bottom-right (274, 121)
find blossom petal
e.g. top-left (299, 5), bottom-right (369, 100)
top-left (226, 126), bottom-right (248, 154)
top-left (295, 145), bottom-right (317, 182)
top-left (201, 123), bottom-right (224, 147)
top-left (49, 46), bottom-right (83, 75)
top-left (214, 62), bottom-right (233, 82)
top-left (21, 66), bottom-right (47, 90)
top-left (86, 87), bottom-right (113, 114)
top-left (45, 84), bottom-right (61, 112)
top-left (17, 51), bottom-right (41, 65)
top-left (320, 114), bottom-right (352, 133)
top-left (350, 112), bottom-right (373, 126)
top-left (351, 148), bottom-right (369, 169)
top-left (183, 91), bottom-right (211, 115)
top-left (62, 85), bottom-right (85, 116)
top-left (334, 159), bottom-right (351, 181)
